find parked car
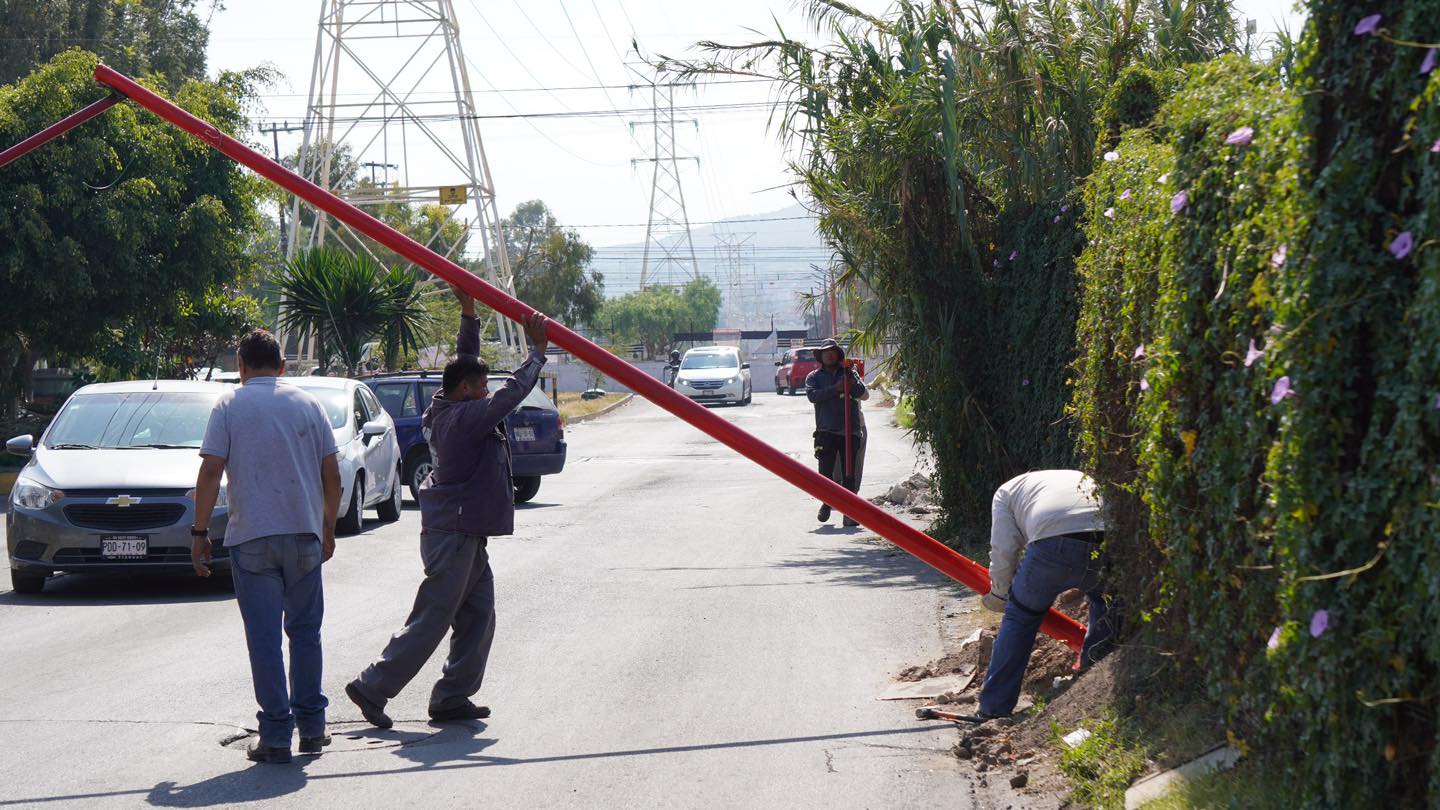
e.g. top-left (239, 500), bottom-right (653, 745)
top-left (363, 371), bottom-right (567, 504)
top-left (773, 347), bottom-right (821, 395)
top-left (5, 380), bottom-right (233, 594)
top-left (675, 346), bottom-right (752, 406)
top-left (285, 376), bottom-right (403, 534)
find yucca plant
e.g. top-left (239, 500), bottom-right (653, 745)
top-left (274, 247), bottom-right (434, 375)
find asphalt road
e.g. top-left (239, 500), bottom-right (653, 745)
top-left (0, 390), bottom-right (976, 809)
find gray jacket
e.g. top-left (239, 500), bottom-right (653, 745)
top-left (418, 315), bottom-right (547, 535)
top-left (805, 364), bottom-right (866, 436)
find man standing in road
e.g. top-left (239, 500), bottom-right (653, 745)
top-left (976, 469), bottom-right (1115, 719)
top-left (805, 337), bottom-right (868, 527)
top-left (191, 329), bottom-right (342, 764)
top-left (346, 286), bottom-right (549, 728)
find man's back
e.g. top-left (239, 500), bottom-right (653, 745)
top-left (201, 378), bottom-right (336, 546)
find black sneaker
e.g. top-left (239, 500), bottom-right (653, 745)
top-left (429, 701), bottom-right (491, 722)
top-left (345, 681), bottom-right (394, 730)
top-left (842, 517), bottom-right (859, 528)
top-left (818, 504), bottom-right (832, 522)
top-left (246, 740), bottom-right (293, 764)
top-left (299, 733), bottom-right (331, 755)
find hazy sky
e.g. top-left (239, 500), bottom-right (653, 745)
top-left (206, 0), bottom-right (1307, 257)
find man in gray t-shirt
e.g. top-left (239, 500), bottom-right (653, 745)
top-left (192, 329), bottom-right (341, 764)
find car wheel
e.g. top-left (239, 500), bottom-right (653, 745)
top-left (513, 475), bottom-right (541, 504)
top-left (10, 569), bottom-right (45, 594)
top-left (377, 472), bottom-right (402, 522)
top-left (776, 384), bottom-right (786, 395)
top-left (337, 476), bottom-right (364, 535)
top-left (407, 449), bottom-right (433, 502)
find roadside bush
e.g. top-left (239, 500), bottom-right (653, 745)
top-left (1073, 9), bottom-right (1440, 799)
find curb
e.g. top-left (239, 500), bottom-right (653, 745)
top-left (565, 393), bottom-right (636, 425)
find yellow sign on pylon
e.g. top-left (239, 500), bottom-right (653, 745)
top-left (438, 185), bottom-right (467, 205)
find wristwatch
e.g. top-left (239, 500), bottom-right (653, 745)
top-left (190, 525), bottom-right (209, 538)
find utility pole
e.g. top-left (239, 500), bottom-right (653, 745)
top-left (361, 161), bottom-right (398, 185)
top-left (288, 0), bottom-right (524, 363)
top-left (629, 76), bottom-right (700, 289)
top-left (257, 121), bottom-right (306, 258)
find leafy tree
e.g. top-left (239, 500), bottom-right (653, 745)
top-left (274, 247), bottom-right (433, 375)
top-left (0, 50), bottom-right (266, 412)
top-left (501, 200), bottom-right (604, 327)
top-left (0, 0), bottom-right (210, 88)
top-left (600, 278), bottom-right (721, 356)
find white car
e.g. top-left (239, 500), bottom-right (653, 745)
top-left (674, 346), bottom-right (752, 406)
top-left (285, 376), bottom-right (403, 534)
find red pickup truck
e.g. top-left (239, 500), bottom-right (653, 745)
top-left (773, 347), bottom-right (821, 395)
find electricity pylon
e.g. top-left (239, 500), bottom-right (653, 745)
top-left (284, 0), bottom-right (522, 361)
top-left (630, 80), bottom-right (700, 289)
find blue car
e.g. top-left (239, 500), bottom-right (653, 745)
top-left (363, 371), bottom-right (567, 504)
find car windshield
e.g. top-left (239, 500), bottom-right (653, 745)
top-left (795, 350), bottom-right (813, 362)
top-left (682, 353), bottom-right (738, 370)
top-left (305, 388), bottom-right (352, 429)
top-left (487, 379), bottom-right (556, 411)
top-left (44, 391), bottom-right (218, 449)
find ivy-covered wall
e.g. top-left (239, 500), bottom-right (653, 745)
top-left (1072, 4), bottom-right (1440, 800)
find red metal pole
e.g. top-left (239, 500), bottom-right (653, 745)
top-left (0, 93), bottom-right (122, 169)
top-left (842, 361), bottom-right (853, 478)
top-left (89, 64), bottom-right (1086, 650)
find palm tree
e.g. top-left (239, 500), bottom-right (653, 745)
top-left (274, 247), bottom-right (434, 376)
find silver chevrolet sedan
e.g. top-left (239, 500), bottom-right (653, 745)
top-left (5, 380), bottom-right (232, 594)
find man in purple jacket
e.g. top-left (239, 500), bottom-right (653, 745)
top-left (346, 286), bottom-right (548, 727)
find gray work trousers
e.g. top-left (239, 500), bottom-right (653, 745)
top-left (355, 530), bottom-right (495, 712)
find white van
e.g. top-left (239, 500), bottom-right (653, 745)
top-left (675, 346), bottom-right (752, 406)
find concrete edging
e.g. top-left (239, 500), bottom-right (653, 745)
top-left (564, 393), bottom-right (635, 425)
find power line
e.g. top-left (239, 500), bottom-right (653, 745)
top-left (248, 101), bottom-right (776, 125)
top-left (246, 77), bottom-right (773, 99)
top-left (565, 214), bottom-right (815, 229)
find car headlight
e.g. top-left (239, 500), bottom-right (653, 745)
top-left (186, 481), bottom-right (229, 509)
top-left (12, 479), bottom-right (64, 510)
top-left (678, 379), bottom-right (690, 386)
top-left (725, 376), bottom-right (739, 384)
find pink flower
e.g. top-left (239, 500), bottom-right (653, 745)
top-left (1353, 14), bottom-right (1382, 36)
top-left (1009, 250), bottom-right (1018, 262)
top-left (1120, 189), bottom-right (1133, 201)
top-left (1104, 151), bottom-right (1120, 162)
top-left (1134, 344), bottom-right (1147, 360)
top-left (993, 259), bottom-right (1002, 268)
top-left (1244, 339), bottom-right (1263, 368)
top-left (1267, 627), bottom-right (1281, 650)
top-left (1423, 49), bottom-right (1439, 75)
top-left (1270, 376), bottom-right (1295, 404)
top-left (1104, 207), bottom-right (1116, 219)
top-left (1171, 190), bottom-right (1189, 213)
top-left (1270, 244), bottom-right (1288, 269)
top-left (1022, 378), bottom-right (1030, 386)
top-left (1310, 609), bottom-right (1330, 638)
top-left (1390, 231), bottom-right (1414, 259)
top-left (1225, 126), bottom-right (1255, 146)
top-left (1431, 139), bottom-right (1440, 153)
top-left (1139, 374), bottom-right (1150, 392)
top-left (1061, 204), bottom-right (1071, 213)
top-left (1053, 215), bottom-right (1062, 224)
top-left (1159, 173), bottom-right (1169, 184)
top-left (1433, 393), bottom-right (1440, 410)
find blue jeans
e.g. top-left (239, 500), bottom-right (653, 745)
top-left (978, 536), bottom-right (1115, 717)
top-left (230, 534), bottom-right (327, 747)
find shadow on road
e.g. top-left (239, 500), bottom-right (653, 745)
top-left (773, 539), bottom-right (951, 591)
top-left (0, 572), bottom-right (233, 606)
top-left (1, 725), bottom-right (938, 805)
top-left (146, 763), bottom-right (309, 808)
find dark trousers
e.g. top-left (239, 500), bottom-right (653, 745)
top-left (355, 531), bottom-right (495, 712)
top-left (814, 430), bottom-right (866, 497)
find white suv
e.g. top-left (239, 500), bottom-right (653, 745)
top-left (675, 346), bottom-right (752, 406)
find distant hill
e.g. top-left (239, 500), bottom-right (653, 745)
top-left (591, 203), bottom-right (832, 329)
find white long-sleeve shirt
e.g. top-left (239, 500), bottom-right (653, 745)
top-left (988, 470), bottom-right (1104, 596)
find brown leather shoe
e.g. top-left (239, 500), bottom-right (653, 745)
top-left (429, 701), bottom-right (491, 722)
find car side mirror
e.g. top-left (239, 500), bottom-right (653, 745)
top-left (6, 434), bottom-right (34, 457)
top-left (361, 420), bottom-right (388, 439)
top-left (774, 360), bottom-right (783, 366)
top-left (741, 363), bottom-right (750, 370)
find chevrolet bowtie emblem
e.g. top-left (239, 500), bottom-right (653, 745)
top-left (107, 495), bottom-right (142, 508)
